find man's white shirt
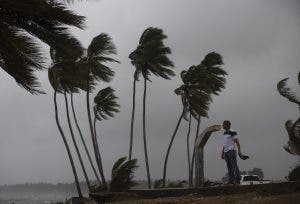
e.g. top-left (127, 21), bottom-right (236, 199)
top-left (223, 129), bottom-right (237, 152)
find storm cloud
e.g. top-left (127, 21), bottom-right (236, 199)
top-left (0, 0), bottom-right (299, 185)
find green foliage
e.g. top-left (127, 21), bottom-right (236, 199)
top-left (175, 52), bottom-right (227, 119)
top-left (109, 157), bottom-right (138, 192)
top-left (0, 0), bottom-right (85, 94)
top-left (93, 87), bottom-right (120, 121)
top-left (80, 33), bottom-right (119, 89)
top-left (129, 27), bottom-right (175, 81)
top-left (154, 179), bottom-right (187, 188)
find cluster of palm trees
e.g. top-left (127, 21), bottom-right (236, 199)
top-left (1, 0), bottom-right (229, 195)
top-left (127, 28), bottom-right (228, 188)
top-left (49, 33), bottom-right (121, 197)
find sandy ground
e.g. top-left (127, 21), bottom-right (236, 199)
top-left (103, 192), bottom-right (300, 204)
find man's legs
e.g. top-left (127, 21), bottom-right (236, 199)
top-left (225, 151), bottom-right (234, 184)
top-left (228, 150), bottom-right (241, 183)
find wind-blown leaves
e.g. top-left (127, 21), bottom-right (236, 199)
top-left (93, 87), bottom-right (120, 121)
top-left (129, 27), bottom-right (175, 81)
top-left (110, 157), bottom-right (138, 192)
top-left (277, 78), bottom-right (300, 106)
top-left (80, 33), bottom-right (119, 89)
top-left (0, 0), bottom-right (85, 94)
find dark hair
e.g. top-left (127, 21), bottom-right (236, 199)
top-left (223, 120), bottom-right (231, 127)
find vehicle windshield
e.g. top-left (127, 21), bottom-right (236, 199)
top-left (243, 176), bottom-right (260, 181)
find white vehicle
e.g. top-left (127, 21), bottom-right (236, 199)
top-left (240, 175), bottom-right (271, 185)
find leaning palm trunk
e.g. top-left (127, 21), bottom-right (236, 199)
top-left (64, 92), bottom-right (91, 190)
top-left (190, 118), bottom-right (201, 186)
top-left (186, 113), bottom-right (192, 187)
top-left (86, 89), bottom-right (107, 186)
top-left (129, 79), bottom-right (137, 160)
top-left (70, 93), bottom-right (101, 184)
top-left (93, 115), bottom-right (106, 186)
top-left (143, 78), bottom-right (151, 189)
top-left (162, 110), bottom-right (185, 187)
top-left (53, 91), bottom-right (83, 198)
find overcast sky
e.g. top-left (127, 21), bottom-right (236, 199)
top-left (0, 0), bottom-right (299, 185)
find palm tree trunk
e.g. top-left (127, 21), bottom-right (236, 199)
top-left (93, 115), bottom-right (107, 185)
top-left (64, 92), bottom-right (91, 190)
top-left (129, 79), bottom-right (136, 160)
top-left (143, 77), bottom-right (151, 189)
top-left (70, 93), bottom-right (101, 184)
top-left (86, 89), bottom-right (107, 187)
top-left (53, 91), bottom-right (83, 198)
top-left (190, 117), bottom-right (201, 186)
top-left (162, 110), bottom-right (185, 187)
top-left (187, 113), bottom-right (192, 187)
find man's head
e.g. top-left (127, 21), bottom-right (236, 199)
top-left (222, 120), bottom-right (231, 130)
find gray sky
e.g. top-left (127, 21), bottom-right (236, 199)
top-left (0, 0), bottom-right (299, 185)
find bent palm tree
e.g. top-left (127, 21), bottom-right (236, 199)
top-left (0, 0), bottom-right (84, 94)
top-left (110, 157), bottom-right (138, 192)
top-left (189, 53), bottom-right (227, 185)
top-left (93, 87), bottom-right (120, 185)
top-left (79, 33), bottom-right (119, 187)
top-left (277, 72), bottom-right (300, 155)
top-left (50, 48), bottom-right (93, 191)
top-left (162, 70), bottom-right (211, 187)
top-left (130, 27), bottom-right (175, 188)
top-left (48, 66), bottom-right (83, 198)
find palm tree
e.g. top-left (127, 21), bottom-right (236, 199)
top-left (0, 0), bottom-right (84, 94)
top-left (48, 65), bottom-right (83, 198)
top-left (79, 33), bottom-right (118, 188)
top-left (162, 70), bottom-right (211, 187)
top-left (110, 157), bottom-right (138, 192)
top-left (129, 27), bottom-right (175, 188)
top-left (163, 52), bottom-right (227, 187)
top-left (92, 87), bottom-right (120, 188)
top-left (277, 72), bottom-right (300, 155)
top-left (189, 52), bottom-right (227, 186)
top-left (50, 47), bottom-right (95, 191)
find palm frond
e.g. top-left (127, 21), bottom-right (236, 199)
top-left (110, 157), bottom-right (138, 192)
top-left (88, 33), bottom-right (117, 58)
top-left (0, 0), bottom-right (85, 94)
top-left (94, 87), bottom-right (120, 121)
top-left (277, 78), bottom-right (300, 106)
top-left (130, 27), bottom-right (175, 81)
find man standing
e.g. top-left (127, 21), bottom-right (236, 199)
top-left (221, 120), bottom-right (242, 184)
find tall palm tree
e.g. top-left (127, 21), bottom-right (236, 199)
top-left (129, 27), bottom-right (175, 188)
top-left (162, 70), bottom-right (211, 187)
top-left (79, 33), bottom-right (118, 187)
top-left (50, 48), bottom-right (94, 191)
top-left (93, 87), bottom-right (120, 184)
top-left (189, 52), bottom-right (227, 185)
top-left (277, 72), bottom-right (300, 155)
top-left (163, 52), bottom-right (227, 187)
top-left (48, 65), bottom-right (83, 198)
top-left (0, 0), bottom-right (84, 94)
